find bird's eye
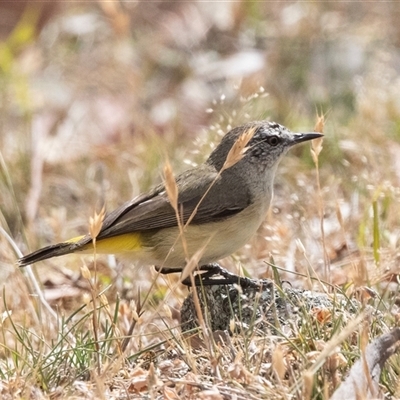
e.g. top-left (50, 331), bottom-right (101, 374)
top-left (268, 136), bottom-right (280, 146)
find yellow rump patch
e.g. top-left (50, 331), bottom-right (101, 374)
top-left (94, 233), bottom-right (143, 253)
top-left (65, 233), bottom-right (143, 254)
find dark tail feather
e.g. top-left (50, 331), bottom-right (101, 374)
top-left (18, 242), bottom-right (79, 267)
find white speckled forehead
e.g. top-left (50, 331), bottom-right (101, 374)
top-left (253, 121), bottom-right (291, 139)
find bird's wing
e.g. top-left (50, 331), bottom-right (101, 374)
top-left (96, 166), bottom-right (251, 240)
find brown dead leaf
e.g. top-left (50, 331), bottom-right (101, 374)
top-left (312, 307), bottom-right (332, 324)
top-left (128, 367), bottom-right (148, 393)
top-left (164, 386), bottom-right (180, 400)
top-left (227, 354), bottom-right (253, 384)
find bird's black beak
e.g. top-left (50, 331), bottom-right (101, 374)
top-left (292, 132), bottom-right (323, 144)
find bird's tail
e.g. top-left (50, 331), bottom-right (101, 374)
top-left (18, 232), bottom-right (145, 266)
top-left (17, 236), bottom-right (87, 267)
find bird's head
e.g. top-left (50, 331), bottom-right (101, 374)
top-left (207, 121), bottom-right (323, 172)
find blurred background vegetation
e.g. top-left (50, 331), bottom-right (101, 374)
top-left (3, 1), bottom-right (400, 398)
top-left (1, 0), bottom-right (400, 304)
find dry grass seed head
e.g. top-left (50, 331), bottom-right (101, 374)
top-left (163, 159), bottom-right (179, 212)
top-left (130, 300), bottom-right (140, 322)
top-left (311, 115), bottom-right (324, 161)
top-left (100, 293), bottom-right (110, 311)
top-left (222, 126), bottom-right (256, 171)
top-left (81, 264), bottom-right (92, 280)
top-left (314, 114), bottom-right (325, 134)
top-left (272, 343), bottom-right (286, 380)
top-left (303, 370), bottom-right (314, 400)
top-left (89, 206), bottom-right (106, 240)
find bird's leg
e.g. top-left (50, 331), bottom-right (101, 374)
top-left (154, 264), bottom-right (225, 275)
top-left (181, 263), bottom-right (266, 289)
top-left (155, 263), bottom-right (267, 289)
top-left (154, 266), bottom-right (183, 274)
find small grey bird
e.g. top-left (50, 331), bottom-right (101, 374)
top-left (18, 121), bottom-right (322, 284)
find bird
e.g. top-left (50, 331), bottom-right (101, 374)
top-left (18, 121), bottom-right (322, 285)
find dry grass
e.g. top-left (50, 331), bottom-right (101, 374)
top-left (1, 2), bottom-right (400, 399)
